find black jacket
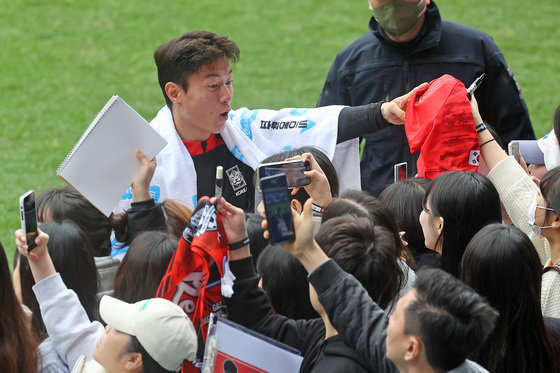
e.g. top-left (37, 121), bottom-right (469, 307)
top-left (318, 1), bottom-right (534, 195)
top-left (309, 260), bottom-right (489, 373)
top-left (308, 260), bottom-right (398, 373)
top-left (226, 257), bottom-right (372, 373)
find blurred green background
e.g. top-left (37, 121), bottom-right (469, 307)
top-left (2, 0), bottom-right (559, 264)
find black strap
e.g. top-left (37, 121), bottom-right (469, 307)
top-left (228, 237), bottom-right (250, 251)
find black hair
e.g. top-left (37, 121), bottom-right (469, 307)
top-left (379, 178), bottom-right (439, 269)
top-left (19, 220), bottom-right (99, 340)
top-left (111, 199), bottom-right (193, 246)
top-left (540, 166), bottom-right (560, 214)
top-left (404, 268), bottom-right (498, 371)
top-left (321, 197), bottom-right (369, 221)
top-left (322, 196), bottom-right (406, 300)
top-left (339, 189), bottom-right (416, 269)
top-left (126, 335), bottom-right (174, 373)
top-left (245, 213), bottom-right (267, 262)
top-left (256, 244), bottom-right (318, 319)
top-left (114, 231), bottom-right (177, 303)
top-left (424, 171), bottom-right (501, 277)
top-left (36, 187), bottom-right (112, 256)
top-left (553, 104), bottom-right (560, 143)
top-left (460, 224), bottom-right (560, 373)
top-left (154, 30), bottom-right (240, 109)
top-left (0, 241), bottom-right (39, 373)
top-left (485, 123), bottom-right (503, 148)
top-left (316, 217), bottom-right (402, 310)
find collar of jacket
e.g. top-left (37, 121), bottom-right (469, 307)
top-left (368, 0), bottom-right (442, 55)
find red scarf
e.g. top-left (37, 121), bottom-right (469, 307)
top-left (157, 197), bottom-right (228, 372)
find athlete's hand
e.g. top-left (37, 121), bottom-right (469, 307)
top-left (381, 82), bottom-right (429, 124)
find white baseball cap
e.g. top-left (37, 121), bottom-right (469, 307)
top-left (99, 296), bottom-right (197, 372)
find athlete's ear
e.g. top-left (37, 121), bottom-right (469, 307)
top-left (165, 82), bottom-right (184, 105)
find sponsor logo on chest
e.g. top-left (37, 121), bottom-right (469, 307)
top-left (259, 119), bottom-right (308, 130)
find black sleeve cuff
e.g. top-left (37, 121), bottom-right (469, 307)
top-left (337, 102), bottom-right (392, 143)
top-left (228, 256), bottom-right (257, 281)
top-left (129, 198), bottom-right (156, 210)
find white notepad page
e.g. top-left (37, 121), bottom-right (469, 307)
top-left (57, 95), bottom-right (167, 216)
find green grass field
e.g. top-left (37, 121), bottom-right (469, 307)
top-left (2, 0), bottom-right (559, 264)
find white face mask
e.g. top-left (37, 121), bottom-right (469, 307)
top-left (528, 198), bottom-right (555, 236)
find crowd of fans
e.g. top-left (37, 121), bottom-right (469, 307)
top-left (4, 3), bottom-right (560, 372)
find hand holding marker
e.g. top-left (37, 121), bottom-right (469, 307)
top-left (215, 166), bottom-right (223, 210)
top-left (467, 73), bottom-right (485, 100)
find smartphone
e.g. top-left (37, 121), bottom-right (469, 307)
top-left (508, 141), bottom-right (520, 164)
top-left (393, 162), bottom-right (407, 183)
top-left (19, 190), bottom-right (38, 252)
top-left (260, 174), bottom-right (295, 244)
top-left (257, 160), bottom-right (311, 191)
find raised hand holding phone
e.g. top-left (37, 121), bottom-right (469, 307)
top-left (15, 228), bottom-right (56, 282)
top-left (273, 198), bottom-right (329, 273)
top-left (19, 190), bottom-right (38, 253)
top-left (256, 160), bottom-right (311, 190)
top-left (285, 153), bottom-right (332, 209)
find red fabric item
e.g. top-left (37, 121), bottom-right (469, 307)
top-left (404, 74), bottom-right (480, 179)
top-left (183, 133), bottom-right (225, 156)
top-left (157, 197), bottom-right (228, 373)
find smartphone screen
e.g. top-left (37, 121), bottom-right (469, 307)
top-left (19, 190), bottom-right (38, 251)
top-left (257, 160), bottom-right (311, 191)
top-left (393, 162), bottom-right (407, 183)
top-left (260, 174), bottom-right (295, 244)
top-left (508, 141), bottom-right (520, 164)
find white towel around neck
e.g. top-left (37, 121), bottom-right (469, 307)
top-left (113, 105), bottom-right (360, 212)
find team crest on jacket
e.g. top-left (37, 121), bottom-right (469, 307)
top-left (226, 165), bottom-right (247, 191)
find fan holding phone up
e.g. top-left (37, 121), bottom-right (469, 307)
top-left (257, 160), bottom-right (310, 244)
top-left (19, 190), bottom-right (38, 253)
top-left (259, 173), bottom-right (296, 244)
top-left (256, 149), bottom-right (337, 244)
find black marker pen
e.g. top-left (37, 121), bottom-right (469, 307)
top-left (215, 166), bottom-right (223, 210)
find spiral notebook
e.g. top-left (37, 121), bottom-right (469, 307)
top-left (57, 95), bottom-right (167, 217)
